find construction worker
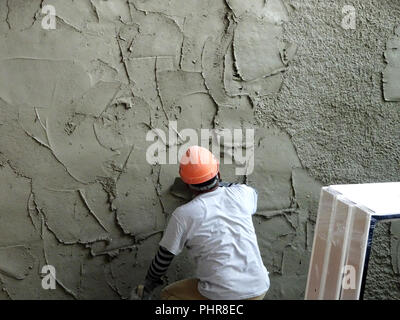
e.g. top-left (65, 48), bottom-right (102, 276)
top-left (134, 145), bottom-right (269, 300)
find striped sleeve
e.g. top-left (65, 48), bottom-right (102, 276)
top-left (145, 246), bottom-right (175, 283)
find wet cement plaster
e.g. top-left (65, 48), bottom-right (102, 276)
top-left (0, 0), bottom-right (398, 300)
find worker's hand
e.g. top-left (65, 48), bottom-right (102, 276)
top-left (130, 285), bottom-right (150, 300)
top-left (130, 278), bottom-right (163, 300)
top-left (142, 278), bottom-right (164, 300)
top-left (140, 285), bottom-right (153, 300)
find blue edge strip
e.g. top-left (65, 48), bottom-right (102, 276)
top-left (360, 214), bottom-right (400, 300)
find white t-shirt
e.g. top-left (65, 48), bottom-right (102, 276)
top-left (159, 184), bottom-right (270, 300)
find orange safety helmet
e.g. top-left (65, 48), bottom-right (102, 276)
top-left (179, 146), bottom-right (219, 185)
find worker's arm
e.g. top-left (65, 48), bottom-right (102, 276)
top-left (133, 212), bottom-right (185, 299)
top-left (141, 246), bottom-right (175, 299)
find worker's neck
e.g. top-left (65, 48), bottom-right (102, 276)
top-left (192, 182), bottom-right (220, 197)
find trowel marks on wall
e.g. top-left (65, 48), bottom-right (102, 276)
top-left (0, 0), bottom-right (321, 299)
top-left (383, 25), bottom-right (400, 102)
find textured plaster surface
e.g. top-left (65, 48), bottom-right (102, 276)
top-left (257, 0), bottom-right (400, 299)
top-left (0, 0), bottom-right (398, 300)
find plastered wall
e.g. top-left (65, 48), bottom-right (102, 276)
top-left (0, 0), bottom-right (399, 300)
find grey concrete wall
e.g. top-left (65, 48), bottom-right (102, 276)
top-left (0, 0), bottom-right (398, 300)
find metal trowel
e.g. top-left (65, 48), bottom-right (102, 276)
top-left (130, 285), bottom-right (145, 300)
